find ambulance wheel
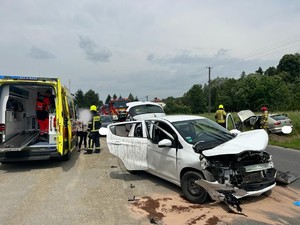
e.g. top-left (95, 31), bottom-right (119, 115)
top-left (62, 151), bottom-right (71, 161)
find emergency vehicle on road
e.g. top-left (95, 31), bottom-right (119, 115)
top-left (101, 98), bottom-right (130, 122)
top-left (0, 75), bottom-right (76, 162)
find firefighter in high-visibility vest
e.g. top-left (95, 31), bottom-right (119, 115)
top-left (85, 105), bottom-right (102, 154)
top-left (260, 106), bottom-right (269, 131)
top-left (215, 104), bottom-right (227, 128)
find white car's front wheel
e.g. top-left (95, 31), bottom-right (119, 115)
top-left (181, 171), bottom-right (209, 204)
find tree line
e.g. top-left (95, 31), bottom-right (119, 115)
top-left (74, 53), bottom-right (300, 113)
top-left (164, 53), bottom-right (300, 114)
top-left (74, 90), bottom-right (137, 109)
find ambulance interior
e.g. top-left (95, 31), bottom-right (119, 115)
top-left (0, 84), bottom-right (56, 149)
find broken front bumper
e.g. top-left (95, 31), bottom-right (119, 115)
top-left (195, 179), bottom-right (276, 212)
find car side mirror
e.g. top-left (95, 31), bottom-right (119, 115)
top-left (229, 129), bottom-right (241, 136)
top-left (99, 127), bottom-right (108, 136)
top-left (158, 139), bottom-right (172, 148)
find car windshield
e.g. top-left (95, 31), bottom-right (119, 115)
top-left (172, 118), bottom-right (235, 147)
top-left (129, 104), bottom-right (164, 116)
top-left (102, 116), bottom-right (113, 122)
top-left (113, 100), bottom-right (130, 108)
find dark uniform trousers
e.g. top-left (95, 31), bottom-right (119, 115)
top-left (87, 113), bottom-right (101, 153)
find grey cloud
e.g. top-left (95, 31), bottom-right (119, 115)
top-left (216, 48), bottom-right (229, 56)
top-left (29, 46), bottom-right (55, 60)
top-left (146, 51), bottom-right (276, 81)
top-left (78, 36), bottom-right (112, 62)
top-left (147, 52), bottom-right (202, 65)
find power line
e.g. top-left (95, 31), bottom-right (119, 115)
top-left (214, 34), bottom-right (300, 70)
top-left (206, 67), bottom-right (212, 114)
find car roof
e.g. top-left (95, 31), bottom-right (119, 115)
top-left (126, 101), bottom-right (163, 111)
top-left (152, 115), bottom-right (205, 123)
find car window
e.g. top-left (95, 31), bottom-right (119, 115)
top-left (148, 121), bottom-right (175, 144)
top-left (129, 105), bottom-right (164, 116)
top-left (271, 115), bottom-right (288, 121)
top-left (133, 122), bottom-right (143, 138)
top-left (109, 123), bottom-right (132, 137)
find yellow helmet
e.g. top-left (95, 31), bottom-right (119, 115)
top-left (219, 104), bottom-right (224, 109)
top-left (90, 105), bottom-right (97, 111)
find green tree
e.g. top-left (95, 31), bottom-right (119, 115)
top-left (277, 53), bottom-right (300, 83)
top-left (182, 84), bottom-right (206, 114)
top-left (233, 74), bottom-right (291, 111)
top-left (265, 66), bottom-right (277, 76)
top-left (291, 77), bottom-right (300, 110)
top-left (255, 67), bottom-right (264, 75)
top-left (74, 89), bottom-right (85, 108)
top-left (164, 97), bottom-right (191, 114)
top-left (128, 93), bottom-right (134, 102)
top-left (84, 89), bottom-right (102, 108)
top-left (203, 77), bottom-right (238, 112)
top-left (105, 94), bottom-right (111, 104)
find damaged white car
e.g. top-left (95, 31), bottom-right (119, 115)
top-left (106, 115), bottom-right (276, 211)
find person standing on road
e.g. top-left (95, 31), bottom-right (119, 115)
top-left (260, 106), bottom-right (269, 131)
top-left (76, 119), bottom-right (83, 152)
top-left (85, 105), bottom-right (101, 154)
top-left (76, 119), bottom-right (88, 152)
top-left (215, 104), bottom-right (227, 128)
top-left (80, 121), bottom-right (88, 150)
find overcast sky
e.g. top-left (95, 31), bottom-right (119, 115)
top-left (1, 0), bottom-right (300, 101)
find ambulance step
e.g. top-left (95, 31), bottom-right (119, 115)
top-left (0, 131), bottom-right (40, 152)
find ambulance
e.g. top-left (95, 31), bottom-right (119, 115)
top-left (0, 75), bottom-right (76, 162)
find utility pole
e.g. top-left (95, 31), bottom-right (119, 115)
top-left (206, 67), bottom-right (212, 114)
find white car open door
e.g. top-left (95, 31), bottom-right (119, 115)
top-left (106, 121), bottom-right (148, 171)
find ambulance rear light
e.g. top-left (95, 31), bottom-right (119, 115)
top-left (0, 123), bottom-right (5, 131)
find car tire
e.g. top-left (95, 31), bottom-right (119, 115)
top-left (181, 171), bottom-right (209, 204)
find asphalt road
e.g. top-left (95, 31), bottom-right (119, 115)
top-left (266, 145), bottom-right (300, 189)
top-left (0, 140), bottom-right (299, 225)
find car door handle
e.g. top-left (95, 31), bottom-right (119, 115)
top-left (111, 141), bottom-right (121, 145)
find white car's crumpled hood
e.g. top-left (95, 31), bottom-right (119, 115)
top-left (202, 129), bottom-right (268, 157)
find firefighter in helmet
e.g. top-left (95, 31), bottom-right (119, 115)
top-left (260, 106), bottom-right (269, 131)
top-left (215, 104), bottom-right (227, 128)
top-left (85, 105), bottom-right (102, 154)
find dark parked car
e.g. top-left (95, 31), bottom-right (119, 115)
top-left (101, 115), bottom-right (114, 128)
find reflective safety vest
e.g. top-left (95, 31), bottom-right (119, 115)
top-left (260, 111), bottom-right (268, 129)
top-left (215, 109), bottom-right (226, 123)
top-left (88, 112), bottom-right (102, 132)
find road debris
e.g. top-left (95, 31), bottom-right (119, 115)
top-left (276, 170), bottom-right (300, 184)
top-left (128, 196), bottom-right (138, 201)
